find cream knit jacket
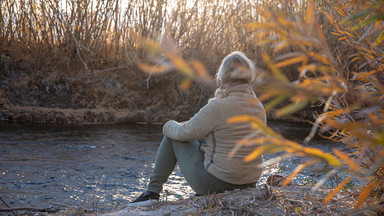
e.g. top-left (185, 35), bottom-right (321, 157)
top-left (163, 83), bottom-right (266, 185)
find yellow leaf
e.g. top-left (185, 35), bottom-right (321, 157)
top-left (227, 115), bottom-right (273, 135)
top-left (283, 140), bottom-right (305, 150)
top-left (191, 60), bottom-right (211, 83)
top-left (244, 22), bottom-right (270, 31)
top-left (264, 93), bottom-right (289, 112)
top-left (227, 115), bottom-right (253, 124)
top-left (262, 53), bottom-right (289, 82)
top-left (244, 146), bottom-right (264, 162)
top-left (258, 89), bottom-right (282, 102)
top-left (168, 54), bottom-right (195, 78)
top-left (277, 16), bottom-right (291, 27)
top-left (333, 149), bottom-right (361, 172)
top-left (306, 0), bottom-right (315, 26)
top-left (276, 56), bottom-right (308, 68)
top-left (283, 160), bottom-right (316, 186)
top-left (338, 36), bottom-right (348, 41)
top-left (335, 7), bottom-right (346, 17)
top-left (276, 101), bottom-right (309, 117)
top-left (244, 145), bottom-right (284, 162)
top-left (229, 137), bottom-right (266, 158)
top-left (323, 12), bottom-right (341, 32)
top-left (373, 30), bottom-right (384, 46)
top-left (137, 62), bottom-right (171, 74)
top-left (179, 79), bottom-right (192, 91)
top-left (351, 56), bottom-right (361, 62)
top-left (331, 32), bottom-right (342, 36)
top-left (303, 147), bottom-right (342, 166)
top-left (355, 181), bottom-right (378, 209)
top-left (256, 31), bottom-right (267, 40)
top-left (273, 41), bottom-right (289, 53)
top-left (307, 51), bottom-right (331, 65)
top-left (316, 22), bottom-right (328, 49)
top-left (352, 70), bottom-right (379, 80)
top-left (323, 176), bottom-right (353, 204)
top-left (135, 35), bottom-right (162, 54)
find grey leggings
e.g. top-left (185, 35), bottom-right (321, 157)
top-left (147, 136), bottom-right (256, 195)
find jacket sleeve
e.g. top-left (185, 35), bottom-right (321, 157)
top-left (163, 99), bottom-right (220, 141)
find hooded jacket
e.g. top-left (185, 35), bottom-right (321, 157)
top-left (162, 83), bottom-right (266, 185)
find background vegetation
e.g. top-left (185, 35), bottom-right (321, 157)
top-left (0, 0), bottom-right (310, 71)
top-left (0, 0), bottom-right (383, 212)
top-left (0, 0), bottom-right (322, 123)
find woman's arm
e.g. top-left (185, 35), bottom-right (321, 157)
top-left (163, 100), bottom-right (221, 141)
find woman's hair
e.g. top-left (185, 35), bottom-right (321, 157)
top-left (214, 51), bottom-right (256, 98)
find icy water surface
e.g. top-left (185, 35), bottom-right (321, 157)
top-left (0, 122), bottom-right (348, 210)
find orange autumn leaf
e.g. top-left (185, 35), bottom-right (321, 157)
top-left (333, 149), bottom-right (361, 172)
top-left (355, 181), bottom-right (379, 209)
top-left (276, 56), bottom-right (308, 68)
top-left (191, 60), bottom-right (211, 83)
top-left (137, 61), bottom-right (171, 74)
top-left (323, 176), bottom-right (353, 204)
top-left (244, 145), bottom-right (284, 162)
top-left (282, 159), bottom-right (317, 186)
top-left (179, 79), bottom-right (192, 91)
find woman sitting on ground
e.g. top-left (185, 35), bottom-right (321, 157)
top-left (132, 51), bottom-right (266, 202)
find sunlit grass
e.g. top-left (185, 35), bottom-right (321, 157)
top-left (0, 0), bottom-right (310, 74)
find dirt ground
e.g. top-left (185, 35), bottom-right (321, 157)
top-left (94, 185), bottom-right (359, 216)
top-left (3, 184), bottom-right (381, 216)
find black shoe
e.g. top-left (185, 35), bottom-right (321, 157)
top-left (131, 191), bottom-right (160, 203)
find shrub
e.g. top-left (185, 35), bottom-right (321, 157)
top-left (229, 0), bottom-right (384, 210)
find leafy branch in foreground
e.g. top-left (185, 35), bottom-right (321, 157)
top-left (134, 0), bottom-right (383, 211)
top-left (234, 0), bottom-right (383, 210)
top-left (133, 33), bottom-right (212, 90)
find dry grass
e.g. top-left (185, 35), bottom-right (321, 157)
top-left (0, 0), bottom-right (327, 75)
top-left (0, 0), bottom-right (334, 122)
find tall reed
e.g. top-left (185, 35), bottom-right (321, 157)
top-left (0, 0), bottom-right (319, 76)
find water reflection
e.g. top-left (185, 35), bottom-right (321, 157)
top-left (0, 122), bottom-right (346, 210)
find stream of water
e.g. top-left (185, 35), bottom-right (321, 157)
top-left (0, 122), bottom-right (349, 211)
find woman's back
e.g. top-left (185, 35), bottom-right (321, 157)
top-left (200, 83), bottom-right (266, 185)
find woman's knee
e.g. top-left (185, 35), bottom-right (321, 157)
top-left (160, 136), bottom-right (173, 145)
top-left (161, 136), bottom-right (188, 148)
